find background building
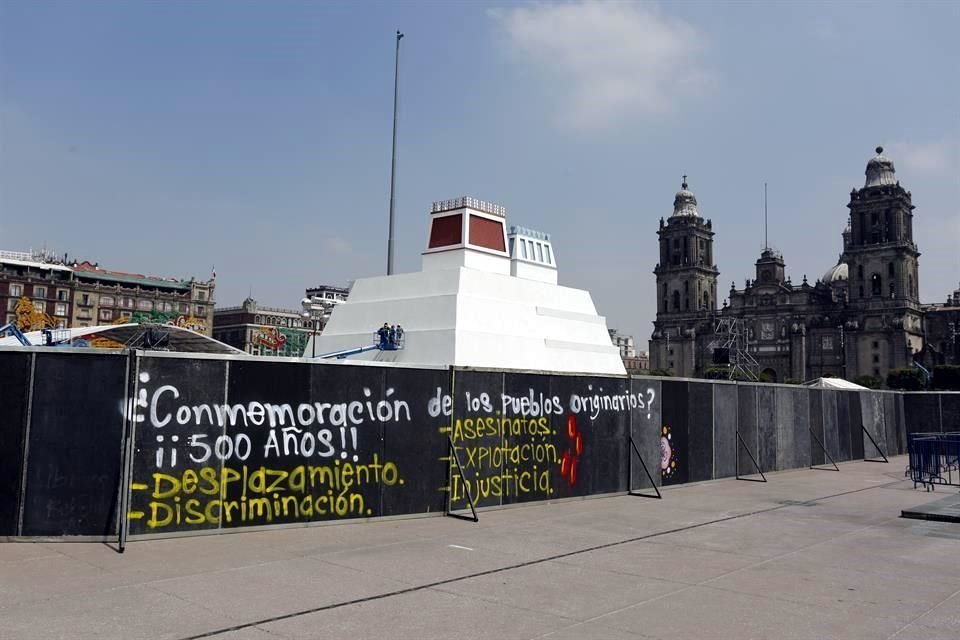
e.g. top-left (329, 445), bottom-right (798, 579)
top-left (70, 261), bottom-right (214, 334)
top-left (304, 284), bottom-right (350, 308)
top-left (622, 351), bottom-right (649, 372)
top-left (608, 329), bottom-right (637, 358)
top-left (1, 250), bottom-right (214, 335)
top-left (214, 285), bottom-right (351, 358)
top-left (213, 297), bottom-right (310, 357)
top-left (919, 283), bottom-right (960, 368)
top-left (0, 250), bottom-right (74, 329)
top-left (650, 148), bottom-right (941, 383)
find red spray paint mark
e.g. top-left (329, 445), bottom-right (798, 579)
top-left (560, 415), bottom-right (583, 487)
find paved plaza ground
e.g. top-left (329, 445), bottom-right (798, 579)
top-left (2, 455), bottom-right (959, 640)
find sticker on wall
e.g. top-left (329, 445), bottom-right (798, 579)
top-left (559, 415), bottom-right (583, 487)
top-left (660, 425), bottom-right (677, 480)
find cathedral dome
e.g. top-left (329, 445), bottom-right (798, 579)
top-left (865, 146), bottom-right (896, 187)
top-left (822, 262), bottom-right (848, 285)
top-left (672, 177), bottom-right (699, 217)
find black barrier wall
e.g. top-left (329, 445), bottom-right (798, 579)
top-left (1, 347), bottom-right (958, 540)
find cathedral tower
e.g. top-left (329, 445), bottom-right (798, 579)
top-left (842, 147), bottom-right (923, 377)
top-left (650, 178), bottom-right (719, 375)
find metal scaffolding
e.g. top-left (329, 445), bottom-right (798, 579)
top-left (709, 317), bottom-right (761, 381)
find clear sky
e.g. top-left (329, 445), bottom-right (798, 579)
top-left (2, 0), bottom-right (958, 343)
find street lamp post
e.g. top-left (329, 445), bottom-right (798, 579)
top-left (301, 297), bottom-right (319, 359)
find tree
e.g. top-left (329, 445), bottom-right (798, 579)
top-left (932, 365), bottom-right (960, 391)
top-left (886, 368), bottom-right (926, 391)
top-left (648, 368), bottom-right (672, 377)
top-left (853, 374), bottom-right (884, 389)
top-left (14, 297), bottom-right (53, 331)
top-left (702, 367), bottom-right (730, 380)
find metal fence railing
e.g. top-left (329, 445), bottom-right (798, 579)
top-left (907, 432), bottom-right (960, 490)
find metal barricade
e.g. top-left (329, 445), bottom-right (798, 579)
top-left (908, 432), bottom-right (960, 490)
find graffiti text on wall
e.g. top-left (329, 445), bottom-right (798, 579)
top-left (126, 375), bottom-right (657, 530)
top-left (437, 385), bottom-right (655, 503)
top-left (126, 372), bottom-right (410, 530)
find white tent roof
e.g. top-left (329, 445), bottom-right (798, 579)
top-left (0, 323), bottom-right (244, 355)
top-left (803, 377), bottom-right (868, 390)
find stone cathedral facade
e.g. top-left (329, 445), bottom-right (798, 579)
top-left (649, 147), bottom-right (939, 383)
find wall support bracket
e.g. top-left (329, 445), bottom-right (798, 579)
top-left (445, 437), bottom-right (479, 522)
top-left (628, 437), bottom-right (662, 499)
top-left (736, 431), bottom-right (767, 482)
top-left (862, 425), bottom-right (889, 463)
top-left (809, 428), bottom-right (840, 471)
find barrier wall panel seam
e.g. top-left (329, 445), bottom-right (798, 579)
top-left (15, 353), bottom-right (36, 537)
top-left (116, 353), bottom-right (134, 547)
top-left (222, 358), bottom-right (230, 532)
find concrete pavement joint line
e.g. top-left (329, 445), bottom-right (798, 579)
top-left (885, 584), bottom-right (960, 639)
top-left (171, 479), bottom-right (903, 640)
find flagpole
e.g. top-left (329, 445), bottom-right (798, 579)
top-left (387, 30), bottom-right (404, 275)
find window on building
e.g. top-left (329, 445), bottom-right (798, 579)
top-left (137, 299), bottom-right (153, 311)
top-left (872, 341), bottom-right (879, 349)
top-left (871, 273), bottom-right (881, 296)
top-left (889, 282), bottom-right (895, 298)
top-left (121, 297), bottom-right (134, 308)
top-left (9, 283), bottom-right (23, 297)
top-left (7, 299), bottom-right (18, 311)
top-left (54, 303), bottom-right (67, 316)
top-left (80, 293), bottom-right (90, 306)
top-left (198, 291), bottom-right (207, 301)
top-left (536, 243), bottom-right (544, 262)
top-left (56, 289), bottom-right (69, 302)
top-left (34, 286), bottom-right (47, 298)
top-left (179, 303), bottom-right (190, 314)
top-left (822, 336), bottom-right (833, 350)
top-left (33, 300), bottom-right (44, 313)
top-left (874, 368), bottom-right (880, 376)
top-left (78, 310), bottom-right (92, 320)
top-left (100, 309), bottom-right (113, 321)
top-left (703, 293), bottom-right (710, 309)
top-left (859, 285), bottom-right (864, 298)
top-left (672, 290), bottom-right (680, 311)
top-left (857, 265), bottom-right (864, 280)
top-left (100, 295), bottom-right (114, 306)
top-left (872, 354), bottom-right (879, 363)
top-left (544, 245), bottom-right (551, 264)
top-left (888, 263), bottom-right (895, 277)
top-left (685, 297), bottom-right (689, 310)
top-left (520, 239), bottom-right (528, 259)
top-left (909, 274), bottom-right (914, 297)
top-left (120, 311), bottom-right (132, 320)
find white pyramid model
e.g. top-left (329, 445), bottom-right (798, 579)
top-left (306, 197), bottom-right (626, 376)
